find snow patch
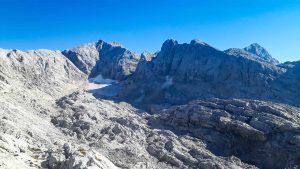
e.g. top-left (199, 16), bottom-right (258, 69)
top-left (88, 84), bottom-right (121, 97)
top-left (162, 76), bottom-right (173, 88)
top-left (89, 74), bottom-right (118, 84)
top-left (87, 74), bottom-right (120, 97)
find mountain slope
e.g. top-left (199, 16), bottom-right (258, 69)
top-left (0, 48), bottom-right (86, 96)
top-left (62, 40), bottom-right (142, 81)
top-left (119, 39), bottom-right (286, 107)
top-left (1, 39), bottom-right (300, 169)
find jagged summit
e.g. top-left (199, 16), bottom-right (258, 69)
top-left (62, 40), bottom-right (141, 80)
top-left (1, 38), bottom-right (300, 169)
top-left (161, 39), bottom-right (178, 51)
top-left (244, 43), bottom-right (279, 64)
top-left (119, 39), bottom-right (300, 108)
top-left (161, 39), bottom-right (211, 50)
top-left (95, 39), bottom-right (123, 48)
top-left (190, 39), bottom-right (210, 46)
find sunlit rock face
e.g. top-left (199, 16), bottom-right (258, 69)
top-left (244, 43), bottom-right (279, 65)
top-left (0, 48), bottom-right (86, 96)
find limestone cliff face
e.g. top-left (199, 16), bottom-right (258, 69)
top-left (0, 48), bottom-right (86, 96)
top-left (244, 43), bottom-right (279, 65)
top-left (120, 39), bottom-right (287, 105)
top-left (62, 40), bottom-right (141, 81)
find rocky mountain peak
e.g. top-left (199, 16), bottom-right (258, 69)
top-left (120, 39), bottom-right (299, 108)
top-left (190, 39), bottom-right (209, 46)
top-left (161, 39), bottom-right (178, 51)
top-left (244, 43), bottom-right (279, 64)
top-left (140, 51), bottom-right (154, 61)
top-left (63, 40), bottom-right (141, 81)
top-left (95, 40), bottom-right (123, 49)
top-left (1, 38), bottom-right (300, 169)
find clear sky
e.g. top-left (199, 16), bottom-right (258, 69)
top-left (0, 0), bottom-right (299, 62)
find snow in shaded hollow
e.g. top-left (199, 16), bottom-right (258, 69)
top-left (162, 76), bottom-right (173, 89)
top-left (87, 74), bottom-right (121, 97)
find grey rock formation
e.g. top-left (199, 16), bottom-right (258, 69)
top-left (62, 40), bottom-right (141, 81)
top-left (0, 48), bottom-right (86, 96)
top-left (154, 99), bottom-right (300, 169)
top-left (0, 48), bottom-right (120, 169)
top-left (43, 144), bottom-right (107, 169)
top-left (51, 91), bottom-right (259, 169)
top-left (1, 39), bottom-right (300, 169)
top-left (50, 91), bottom-right (300, 169)
top-left (270, 61), bottom-right (300, 107)
top-left (62, 43), bottom-right (99, 75)
top-left (243, 43), bottom-right (279, 65)
top-left (224, 48), bottom-right (275, 65)
top-left (120, 39), bottom-right (287, 107)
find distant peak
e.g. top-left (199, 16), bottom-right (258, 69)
top-left (250, 43), bottom-right (261, 47)
top-left (190, 39), bottom-right (208, 46)
top-left (141, 51), bottom-right (154, 61)
top-left (164, 39), bottom-right (178, 45)
top-left (95, 39), bottom-right (105, 46)
top-left (110, 42), bottom-right (123, 47)
top-left (244, 43), bottom-right (266, 51)
top-left (161, 39), bottom-right (178, 51)
top-left (95, 40), bottom-right (124, 48)
top-left (96, 39), bottom-right (104, 43)
top-left (244, 43), bottom-right (279, 64)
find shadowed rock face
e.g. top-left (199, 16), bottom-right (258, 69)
top-left (119, 40), bottom-right (290, 107)
top-left (270, 61), bottom-right (300, 106)
top-left (62, 40), bottom-right (142, 81)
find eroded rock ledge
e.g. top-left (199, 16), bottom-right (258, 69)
top-left (155, 99), bottom-right (300, 168)
top-left (51, 92), bottom-right (300, 169)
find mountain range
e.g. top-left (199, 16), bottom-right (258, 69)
top-left (0, 39), bottom-right (300, 169)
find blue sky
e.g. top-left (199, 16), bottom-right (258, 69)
top-left (0, 0), bottom-right (299, 62)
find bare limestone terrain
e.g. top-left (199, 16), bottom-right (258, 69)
top-left (1, 40), bottom-right (300, 169)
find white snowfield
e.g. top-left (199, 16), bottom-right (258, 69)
top-left (87, 74), bottom-right (121, 97)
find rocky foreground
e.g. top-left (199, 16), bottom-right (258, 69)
top-left (2, 88), bottom-right (300, 169)
top-left (1, 40), bottom-right (300, 169)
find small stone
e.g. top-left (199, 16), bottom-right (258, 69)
top-left (87, 156), bottom-right (95, 166)
top-left (19, 148), bottom-right (25, 153)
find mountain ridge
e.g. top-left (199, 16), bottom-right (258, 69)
top-left (1, 39), bottom-right (300, 169)
top-left (119, 39), bottom-right (296, 108)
